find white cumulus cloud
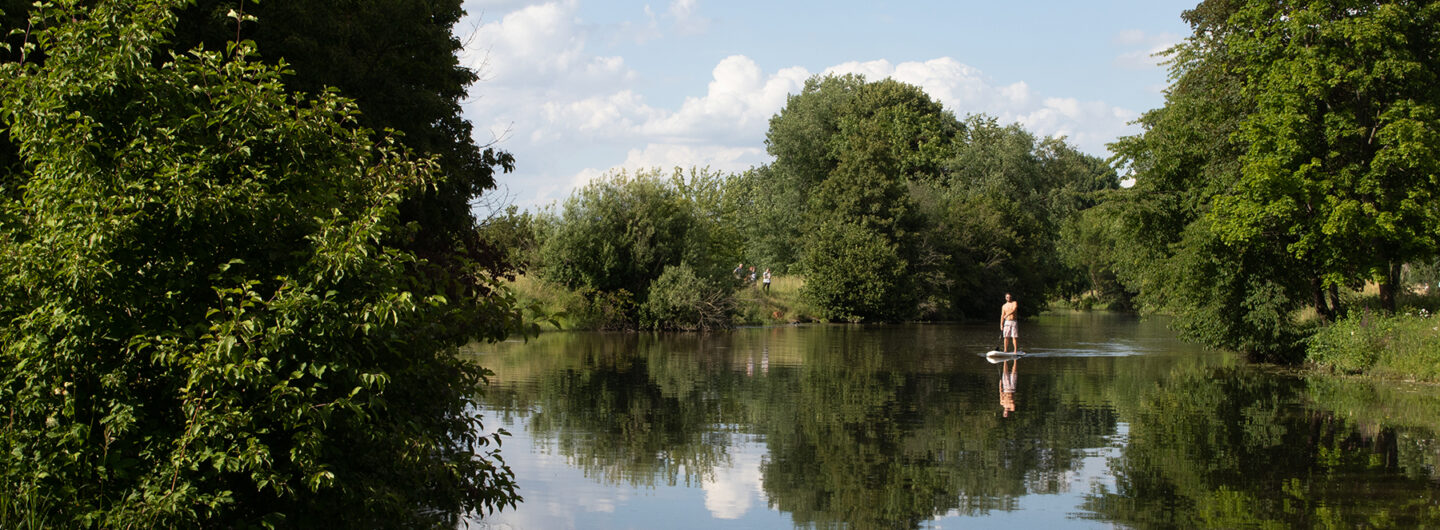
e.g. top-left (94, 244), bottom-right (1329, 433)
top-left (825, 57), bottom-right (1135, 155)
top-left (1113, 29), bottom-right (1181, 70)
top-left (458, 1), bottom-right (1151, 210)
top-left (702, 441), bottom-right (767, 519)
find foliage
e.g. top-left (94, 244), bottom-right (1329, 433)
top-left (167, 0), bottom-right (519, 279)
top-left (765, 74), bottom-right (867, 194)
top-left (535, 167), bottom-right (741, 329)
top-left (758, 73), bottom-right (1119, 322)
top-left (643, 263), bottom-right (735, 331)
top-left (1214, 0), bottom-right (1440, 313)
top-left (1306, 307), bottom-right (1440, 380)
top-left (771, 75), bottom-right (951, 321)
top-left (911, 118), bottom-right (1118, 319)
top-left (1108, 0), bottom-right (1316, 361)
top-left (724, 165), bottom-right (804, 274)
top-left (1112, 0), bottom-right (1440, 361)
top-left (477, 204), bottom-right (540, 274)
top-left (798, 220), bottom-right (908, 322)
top-left (1055, 200), bottom-right (1133, 310)
top-left (0, 1), bottom-right (518, 526)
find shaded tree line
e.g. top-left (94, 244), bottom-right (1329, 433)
top-left (1, 0), bottom-right (523, 526)
top-left (1101, 0), bottom-right (1440, 361)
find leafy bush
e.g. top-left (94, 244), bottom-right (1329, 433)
top-left (0, 3), bottom-right (517, 526)
top-left (643, 263), bottom-right (736, 331)
top-left (1307, 308), bottom-right (1440, 381)
top-left (534, 168), bottom-right (741, 327)
top-left (799, 220), bottom-right (907, 322)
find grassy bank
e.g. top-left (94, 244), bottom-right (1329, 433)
top-left (505, 273), bottom-right (820, 330)
top-left (1305, 290), bottom-right (1440, 381)
top-left (733, 275), bottom-right (819, 325)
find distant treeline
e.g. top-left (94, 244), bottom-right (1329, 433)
top-left (486, 74), bottom-right (1124, 331)
top-left (488, 0), bottom-right (1440, 367)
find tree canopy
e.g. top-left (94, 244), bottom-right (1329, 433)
top-left (762, 74), bottom-right (1115, 321)
top-left (1108, 0), bottom-right (1440, 360)
top-left (0, 1), bottom-right (519, 525)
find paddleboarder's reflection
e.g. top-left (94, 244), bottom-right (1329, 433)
top-left (999, 358), bottom-right (1017, 417)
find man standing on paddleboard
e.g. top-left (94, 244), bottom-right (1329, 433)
top-left (1001, 293), bottom-right (1019, 353)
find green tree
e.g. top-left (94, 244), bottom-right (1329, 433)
top-left (765, 74), bottom-right (867, 194)
top-left (4, 0), bottom-right (516, 284)
top-left (1056, 200), bottom-right (1133, 309)
top-left (915, 117), bottom-right (1117, 319)
top-left (1109, 0), bottom-right (1440, 360)
top-left (169, 0), bottom-right (517, 276)
top-left (1212, 0), bottom-right (1440, 314)
top-left (765, 73), bottom-right (1115, 321)
top-left (535, 167), bottom-right (741, 329)
top-left (644, 263), bottom-right (736, 331)
top-left (0, 1), bottom-right (518, 526)
top-left (725, 165), bottom-right (804, 274)
top-left (771, 75), bottom-right (963, 321)
top-left (798, 220), bottom-right (908, 322)
top-left (1108, 0), bottom-right (1314, 360)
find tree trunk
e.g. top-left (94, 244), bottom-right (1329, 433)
top-left (1378, 261), bottom-right (1401, 313)
top-left (1328, 283), bottom-right (1343, 318)
top-left (1311, 276), bottom-right (1333, 321)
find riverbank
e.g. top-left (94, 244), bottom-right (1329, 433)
top-left (510, 274), bottom-right (1440, 383)
top-left (506, 273), bottom-right (821, 330)
top-left (732, 275), bottom-right (819, 325)
top-left (1306, 304), bottom-right (1440, 382)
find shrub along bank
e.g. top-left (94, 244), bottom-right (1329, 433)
top-left (509, 273), bottom-right (820, 331)
top-left (1306, 293), bottom-right (1440, 382)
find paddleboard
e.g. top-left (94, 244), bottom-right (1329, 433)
top-left (984, 350), bottom-right (1025, 363)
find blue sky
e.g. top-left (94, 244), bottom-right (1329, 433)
top-left (457, 0), bottom-right (1197, 211)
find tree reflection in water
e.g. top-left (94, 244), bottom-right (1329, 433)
top-left (468, 316), bottom-right (1440, 528)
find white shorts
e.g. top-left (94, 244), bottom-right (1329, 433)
top-left (1002, 320), bottom-right (1018, 338)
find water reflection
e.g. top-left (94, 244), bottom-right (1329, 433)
top-left (466, 315), bottom-right (1440, 529)
top-left (997, 357), bottom-right (1018, 417)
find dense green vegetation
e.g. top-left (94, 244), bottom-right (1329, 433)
top-left (2, 0), bottom-right (1437, 525)
top-left (1104, 0), bottom-right (1440, 362)
top-left (0, 0), bottom-right (522, 526)
top-left (495, 0), bottom-right (1440, 376)
top-left (499, 77), bottom-right (1119, 329)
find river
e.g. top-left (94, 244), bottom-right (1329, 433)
top-left (463, 311), bottom-right (1440, 529)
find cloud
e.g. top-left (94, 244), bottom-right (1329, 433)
top-left (823, 57), bottom-right (1136, 155)
top-left (541, 90), bottom-right (661, 135)
top-left (1112, 29), bottom-right (1181, 70)
top-left (643, 56), bottom-right (808, 142)
top-left (667, 0), bottom-right (710, 35)
top-left (460, 0), bottom-right (632, 89)
top-left (620, 143), bottom-right (768, 172)
top-left (459, 2), bottom-right (1147, 210)
top-left (702, 441), bottom-right (767, 519)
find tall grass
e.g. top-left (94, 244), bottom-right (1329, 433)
top-left (504, 274), bottom-right (613, 330)
top-left (734, 275), bottom-right (818, 324)
top-left (0, 478), bottom-right (53, 529)
top-left (1306, 289), bottom-right (1440, 381)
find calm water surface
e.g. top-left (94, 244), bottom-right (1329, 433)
top-left (464, 312), bottom-right (1440, 529)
